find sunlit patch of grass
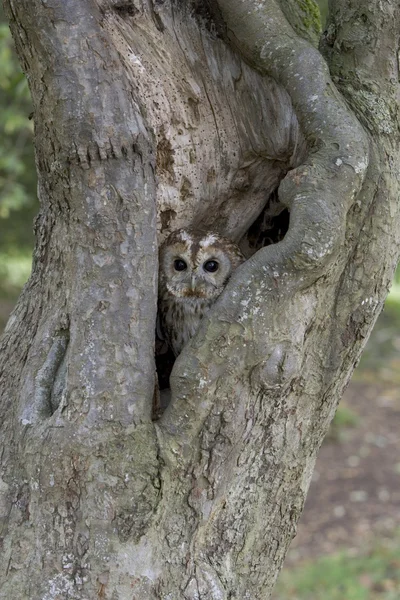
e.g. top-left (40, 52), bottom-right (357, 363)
top-left (354, 271), bottom-right (400, 385)
top-left (333, 404), bottom-right (359, 428)
top-left (0, 250), bottom-right (32, 333)
top-left (387, 281), bottom-right (400, 305)
top-left (274, 535), bottom-right (400, 600)
top-left (0, 250), bottom-right (32, 297)
top-left (327, 403), bottom-right (359, 441)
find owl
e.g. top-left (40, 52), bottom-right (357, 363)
top-left (158, 229), bottom-right (245, 356)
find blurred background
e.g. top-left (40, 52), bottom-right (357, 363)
top-left (0, 3), bottom-right (399, 598)
top-left (0, 6), bottom-right (36, 329)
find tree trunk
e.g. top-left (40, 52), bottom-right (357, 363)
top-left (0, 0), bottom-right (399, 598)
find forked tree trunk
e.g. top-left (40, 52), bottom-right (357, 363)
top-left (0, 0), bottom-right (399, 598)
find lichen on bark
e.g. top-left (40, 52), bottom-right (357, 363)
top-left (280, 0), bottom-right (322, 45)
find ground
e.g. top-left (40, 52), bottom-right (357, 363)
top-left (289, 381), bottom-right (400, 562)
top-left (274, 300), bottom-right (400, 599)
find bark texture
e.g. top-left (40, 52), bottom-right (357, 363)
top-left (0, 0), bottom-right (399, 598)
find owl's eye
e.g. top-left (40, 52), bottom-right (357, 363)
top-left (174, 259), bottom-right (187, 271)
top-left (203, 260), bottom-right (219, 273)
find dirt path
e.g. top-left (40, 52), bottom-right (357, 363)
top-left (286, 380), bottom-right (400, 563)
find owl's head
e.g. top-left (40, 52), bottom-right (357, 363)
top-left (159, 229), bottom-right (244, 300)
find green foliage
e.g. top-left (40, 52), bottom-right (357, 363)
top-left (0, 10), bottom-right (37, 308)
top-left (275, 536), bottom-right (400, 599)
top-left (0, 20), bottom-right (36, 220)
top-left (390, 264), bottom-right (400, 293)
top-left (0, 19), bottom-right (36, 217)
top-left (0, 250), bottom-right (32, 298)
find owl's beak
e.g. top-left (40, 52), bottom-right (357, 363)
top-left (190, 275), bottom-right (197, 290)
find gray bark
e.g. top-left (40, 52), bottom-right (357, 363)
top-left (0, 0), bottom-right (399, 598)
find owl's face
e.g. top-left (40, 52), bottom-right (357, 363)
top-left (159, 229), bottom-right (244, 301)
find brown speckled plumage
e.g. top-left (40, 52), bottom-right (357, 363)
top-left (158, 229), bottom-right (245, 356)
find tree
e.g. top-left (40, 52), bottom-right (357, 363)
top-left (0, 0), bottom-right (398, 598)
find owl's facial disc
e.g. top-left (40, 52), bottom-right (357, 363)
top-left (160, 231), bottom-right (243, 301)
top-left (168, 255), bottom-right (220, 299)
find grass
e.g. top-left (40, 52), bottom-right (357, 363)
top-left (387, 282), bottom-right (400, 304)
top-left (332, 404), bottom-right (359, 428)
top-left (0, 250), bottom-right (32, 296)
top-left (274, 535), bottom-right (400, 600)
top-left (0, 247), bottom-right (32, 330)
top-left (355, 288), bottom-right (400, 385)
top-left (0, 191), bottom-right (36, 303)
top-left (327, 402), bottom-right (359, 440)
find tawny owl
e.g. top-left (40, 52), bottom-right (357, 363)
top-left (158, 229), bottom-right (245, 356)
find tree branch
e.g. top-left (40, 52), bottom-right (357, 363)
top-left (162, 0), bottom-right (369, 450)
top-left (156, 2), bottom-right (372, 596)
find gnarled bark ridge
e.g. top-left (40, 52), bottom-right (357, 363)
top-left (0, 0), bottom-right (399, 598)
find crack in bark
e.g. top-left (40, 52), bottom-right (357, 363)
top-left (34, 328), bottom-right (70, 418)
